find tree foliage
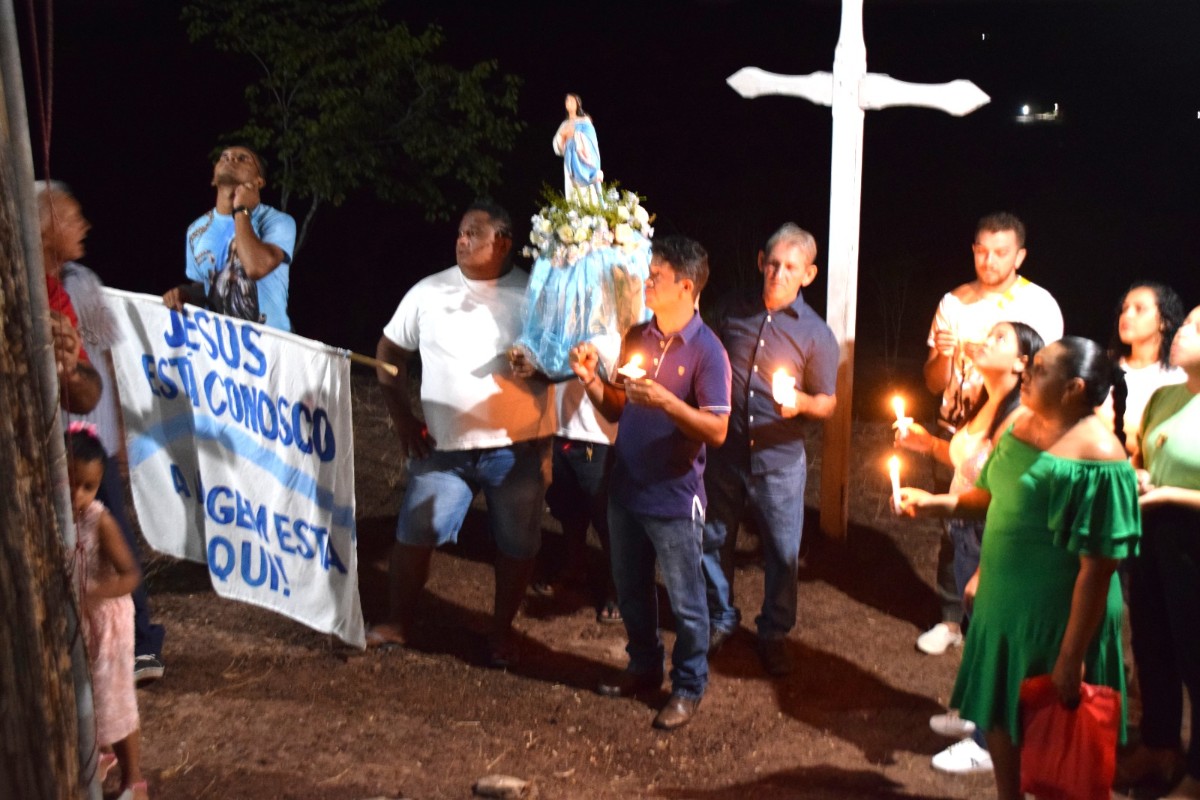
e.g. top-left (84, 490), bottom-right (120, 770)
top-left (182, 0), bottom-right (525, 254)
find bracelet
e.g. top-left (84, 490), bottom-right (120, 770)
top-left (580, 374), bottom-right (598, 388)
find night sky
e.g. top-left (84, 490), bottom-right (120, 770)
top-left (18, 0), bottom-right (1200, 416)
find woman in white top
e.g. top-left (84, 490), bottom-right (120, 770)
top-left (1100, 282), bottom-right (1186, 458)
top-left (897, 321), bottom-right (1044, 774)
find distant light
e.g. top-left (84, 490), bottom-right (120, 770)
top-left (981, 33), bottom-right (988, 41)
top-left (1016, 103), bottom-right (1063, 125)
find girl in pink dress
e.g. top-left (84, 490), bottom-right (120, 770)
top-left (68, 422), bottom-right (148, 799)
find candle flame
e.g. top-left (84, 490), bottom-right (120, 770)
top-left (891, 395), bottom-right (906, 420)
top-left (618, 353), bottom-right (647, 380)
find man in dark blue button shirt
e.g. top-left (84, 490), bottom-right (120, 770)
top-left (701, 223), bottom-right (838, 677)
top-left (570, 235), bottom-right (731, 730)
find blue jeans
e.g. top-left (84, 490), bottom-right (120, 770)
top-left (702, 457), bottom-right (806, 640)
top-left (607, 501), bottom-right (708, 699)
top-left (396, 440), bottom-right (550, 560)
top-left (948, 519), bottom-right (983, 607)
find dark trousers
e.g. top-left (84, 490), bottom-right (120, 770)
top-left (1129, 503), bottom-right (1200, 779)
top-left (97, 455), bottom-right (165, 658)
top-left (541, 438), bottom-right (616, 601)
top-left (930, 426), bottom-right (962, 626)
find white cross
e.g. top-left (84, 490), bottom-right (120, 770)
top-left (728, 0), bottom-right (989, 538)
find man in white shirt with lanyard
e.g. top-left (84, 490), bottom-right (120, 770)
top-left (918, 212), bottom-right (1064, 656)
top-left (924, 211), bottom-right (1063, 434)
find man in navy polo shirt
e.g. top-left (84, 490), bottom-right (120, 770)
top-left (569, 235), bottom-right (731, 731)
top-left (702, 223), bottom-right (838, 677)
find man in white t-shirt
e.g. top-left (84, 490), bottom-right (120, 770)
top-left (919, 212), bottom-right (1064, 656)
top-left (368, 200), bottom-right (555, 667)
top-left (925, 212), bottom-right (1063, 434)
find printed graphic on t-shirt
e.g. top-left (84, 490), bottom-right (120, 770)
top-left (206, 247), bottom-right (262, 324)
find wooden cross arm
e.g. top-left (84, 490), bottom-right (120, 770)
top-left (728, 67), bottom-right (990, 118)
top-left (859, 74), bottom-right (990, 117)
top-left (727, 66), bottom-right (834, 107)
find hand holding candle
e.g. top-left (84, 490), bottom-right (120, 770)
top-left (889, 455), bottom-right (902, 512)
top-left (772, 368), bottom-right (798, 408)
top-left (892, 395), bottom-right (912, 437)
top-left (617, 353), bottom-right (646, 380)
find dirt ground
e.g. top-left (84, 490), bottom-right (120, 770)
top-left (122, 376), bottom-right (1149, 799)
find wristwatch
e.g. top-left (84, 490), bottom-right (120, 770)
top-left (232, 205), bottom-right (251, 218)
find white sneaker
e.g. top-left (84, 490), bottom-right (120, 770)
top-left (931, 738), bottom-right (993, 775)
top-left (916, 623), bottom-right (963, 655)
top-left (930, 710), bottom-right (976, 738)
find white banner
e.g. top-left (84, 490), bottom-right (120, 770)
top-left (104, 289), bottom-right (364, 648)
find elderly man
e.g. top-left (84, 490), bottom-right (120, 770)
top-left (571, 235), bottom-right (731, 731)
top-left (701, 223), bottom-right (838, 678)
top-left (369, 200), bottom-right (554, 667)
top-left (37, 182), bottom-right (102, 414)
top-left (37, 181), bottom-right (167, 683)
top-left (164, 145), bottom-right (297, 331)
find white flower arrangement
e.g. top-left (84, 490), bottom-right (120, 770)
top-left (522, 183), bottom-right (655, 267)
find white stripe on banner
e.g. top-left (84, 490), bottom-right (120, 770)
top-left (104, 289), bottom-right (364, 648)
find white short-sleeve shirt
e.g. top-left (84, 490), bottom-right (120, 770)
top-left (383, 266), bottom-right (554, 451)
top-left (927, 276), bottom-right (1063, 428)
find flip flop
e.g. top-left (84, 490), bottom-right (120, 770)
top-left (98, 751), bottom-right (118, 782)
top-left (597, 600), bottom-right (622, 625)
top-left (113, 781), bottom-right (149, 800)
top-left (364, 626), bottom-right (405, 650)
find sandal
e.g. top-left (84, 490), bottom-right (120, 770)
top-left (364, 624), bottom-right (406, 650)
top-left (97, 751), bottom-right (118, 782)
top-left (597, 600), bottom-right (622, 625)
top-left (115, 781), bottom-right (149, 800)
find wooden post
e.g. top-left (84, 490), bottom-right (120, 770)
top-left (727, 0), bottom-right (989, 538)
top-left (0, 113), bottom-right (85, 800)
top-left (1, 1), bottom-right (96, 796)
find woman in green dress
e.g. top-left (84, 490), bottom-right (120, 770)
top-left (900, 336), bottom-right (1141, 800)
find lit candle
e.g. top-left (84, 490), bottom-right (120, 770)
top-left (772, 369), bottom-right (797, 408)
top-left (892, 395), bottom-right (912, 436)
top-left (617, 353), bottom-right (646, 380)
top-left (889, 455), bottom-right (902, 511)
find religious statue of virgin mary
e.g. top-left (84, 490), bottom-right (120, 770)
top-left (552, 93), bottom-right (603, 204)
top-left (512, 95), bottom-right (653, 380)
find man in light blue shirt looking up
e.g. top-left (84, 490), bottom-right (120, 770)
top-left (164, 145), bottom-right (296, 332)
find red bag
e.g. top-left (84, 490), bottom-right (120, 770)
top-left (1019, 674), bottom-right (1121, 800)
